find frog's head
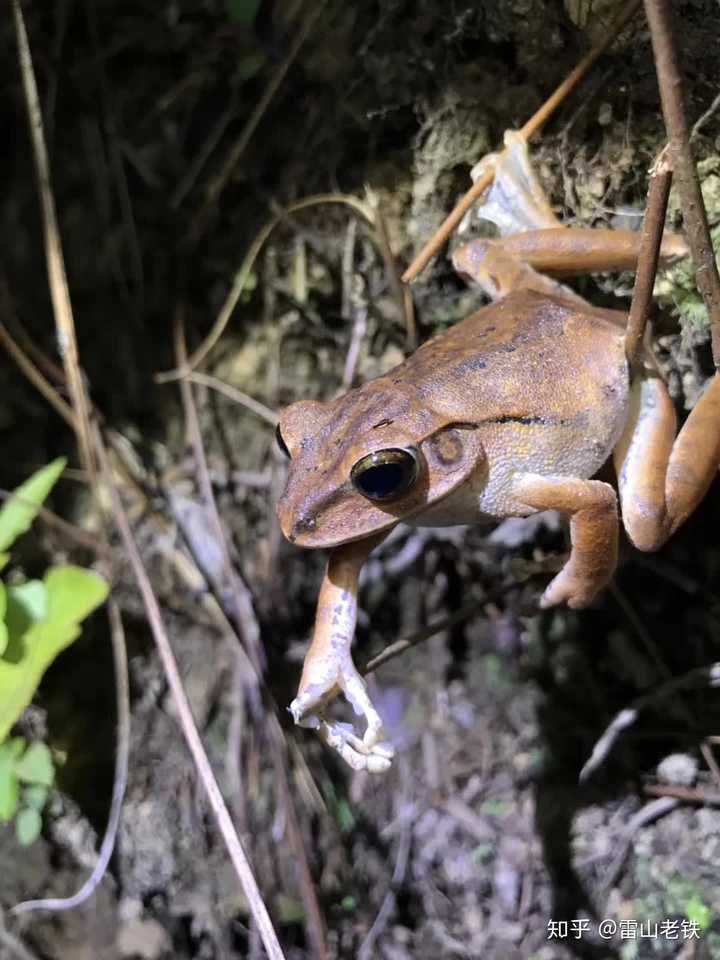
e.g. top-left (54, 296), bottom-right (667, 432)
top-left (275, 376), bottom-right (484, 548)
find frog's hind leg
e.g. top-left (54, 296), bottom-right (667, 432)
top-left (470, 130), bottom-right (562, 236)
top-left (452, 235), bottom-right (589, 305)
top-left (614, 369), bottom-right (720, 551)
top-left (454, 130), bottom-right (687, 301)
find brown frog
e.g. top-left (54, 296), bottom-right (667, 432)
top-left (275, 133), bottom-right (720, 773)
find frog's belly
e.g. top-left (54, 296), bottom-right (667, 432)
top-left (411, 409), bottom-right (627, 528)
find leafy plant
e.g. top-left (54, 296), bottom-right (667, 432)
top-left (0, 738), bottom-right (54, 845)
top-left (0, 458), bottom-right (109, 842)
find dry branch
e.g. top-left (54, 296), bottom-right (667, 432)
top-left (624, 152), bottom-right (673, 366)
top-left (644, 0), bottom-right (720, 365)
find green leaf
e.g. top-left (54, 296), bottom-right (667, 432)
top-left (226, 0), bottom-right (261, 23)
top-left (15, 806), bottom-right (42, 846)
top-left (0, 565), bottom-right (108, 741)
top-left (15, 742), bottom-right (54, 786)
top-left (686, 895), bottom-right (712, 931)
top-left (0, 582), bottom-right (7, 657)
top-left (7, 580), bottom-right (48, 628)
top-left (45, 566), bottom-right (109, 625)
top-left (0, 458), bottom-right (66, 554)
top-left (0, 739), bottom-right (24, 820)
top-left (22, 783), bottom-right (49, 811)
top-left (0, 769), bottom-right (19, 821)
top-left (0, 553), bottom-right (9, 572)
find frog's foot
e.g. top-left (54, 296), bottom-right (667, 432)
top-left (290, 659), bottom-right (394, 774)
top-left (511, 473), bottom-right (619, 611)
top-left (539, 561), bottom-right (611, 610)
top-left (317, 721), bottom-right (394, 775)
top-left (470, 129), bottom-right (561, 237)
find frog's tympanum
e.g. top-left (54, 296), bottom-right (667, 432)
top-left (276, 133), bottom-right (720, 773)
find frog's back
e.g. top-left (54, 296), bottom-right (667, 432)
top-left (398, 289), bottom-right (629, 511)
top-left (401, 289), bottom-right (626, 418)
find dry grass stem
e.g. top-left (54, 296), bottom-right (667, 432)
top-left (368, 188), bottom-right (417, 351)
top-left (186, 371), bottom-right (278, 426)
top-left (175, 316), bottom-right (327, 958)
top-left (0, 322), bottom-right (78, 432)
top-left (94, 432), bottom-right (287, 960)
top-left (12, 0), bottom-right (96, 482)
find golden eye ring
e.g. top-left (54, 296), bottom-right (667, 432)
top-left (350, 447), bottom-right (420, 502)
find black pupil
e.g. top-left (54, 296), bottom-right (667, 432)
top-left (355, 462), bottom-right (409, 500)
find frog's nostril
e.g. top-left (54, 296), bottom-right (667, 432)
top-left (293, 514), bottom-right (317, 540)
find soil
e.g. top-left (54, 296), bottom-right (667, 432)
top-left (2, 2), bottom-right (720, 959)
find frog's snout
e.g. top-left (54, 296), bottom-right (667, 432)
top-left (288, 513), bottom-right (318, 544)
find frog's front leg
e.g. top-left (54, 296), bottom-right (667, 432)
top-left (290, 531), bottom-right (394, 774)
top-left (511, 473), bottom-right (619, 608)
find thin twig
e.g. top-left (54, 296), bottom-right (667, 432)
top-left (0, 277), bottom-right (67, 383)
top-left (10, 7), bottom-right (135, 924)
top-left (84, 0), bottom-right (144, 316)
top-left (401, 0), bottom-right (643, 282)
top-left (644, 783), bottom-right (720, 806)
top-left (174, 310), bottom-right (264, 675)
top-left (368, 188), bottom-right (417, 351)
top-left (580, 661), bottom-right (720, 782)
top-left (624, 151), bottom-right (673, 366)
top-left (341, 307), bottom-right (368, 390)
top-left (187, 0), bottom-right (328, 247)
top-left (185, 371), bottom-right (278, 426)
top-left (0, 322), bottom-right (77, 432)
top-left (340, 216), bottom-right (357, 329)
top-left (700, 740), bottom-right (720, 789)
top-left (12, 0), bottom-right (96, 480)
top-left (362, 575), bottom-right (539, 676)
top-left (600, 796), bottom-right (679, 893)
top-left (175, 317), bottom-right (326, 959)
top-left (156, 193), bottom-right (374, 384)
top-left (93, 431), bottom-right (287, 960)
top-left (608, 581), bottom-right (675, 685)
top-left (11, 600), bottom-right (130, 917)
top-left (171, 96), bottom-right (236, 209)
top-left (690, 89), bottom-right (720, 142)
top-left (644, 0), bottom-right (720, 365)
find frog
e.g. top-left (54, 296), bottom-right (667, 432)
top-left (275, 132), bottom-right (720, 774)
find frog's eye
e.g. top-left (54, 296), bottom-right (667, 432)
top-left (350, 447), bottom-right (419, 502)
top-left (275, 424), bottom-right (290, 458)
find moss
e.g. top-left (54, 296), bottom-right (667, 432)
top-left (654, 223), bottom-right (720, 344)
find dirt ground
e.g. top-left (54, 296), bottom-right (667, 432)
top-left (2, 1), bottom-right (720, 958)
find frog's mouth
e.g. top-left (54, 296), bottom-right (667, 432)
top-left (278, 472), bottom-right (430, 549)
